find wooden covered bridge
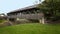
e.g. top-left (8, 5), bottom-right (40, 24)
top-left (7, 5), bottom-right (45, 24)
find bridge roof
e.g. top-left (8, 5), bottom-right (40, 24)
top-left (7, 4), bottom-right (39, 14)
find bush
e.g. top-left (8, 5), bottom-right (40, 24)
top-left (0, 20), bottom-right (4, 23)
top-left (0, 20), bottom-right (7, 23)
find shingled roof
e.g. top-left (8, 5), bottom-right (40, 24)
top-left (8, 4), bottom-right (39, 14)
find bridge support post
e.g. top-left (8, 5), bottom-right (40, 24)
top-left (39, 17), bottom-right (44, 24)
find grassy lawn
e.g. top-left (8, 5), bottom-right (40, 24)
top-left (0, 23), bottom-right (60, 34)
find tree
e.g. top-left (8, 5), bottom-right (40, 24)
top-left (38, 0), bottom-right (60, 20)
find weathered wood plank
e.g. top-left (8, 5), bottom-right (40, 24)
top-left (8, 13), bottom-right (44, 19)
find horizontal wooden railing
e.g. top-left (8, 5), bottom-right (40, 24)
top-left (8, 13), bottom-right (44, 19)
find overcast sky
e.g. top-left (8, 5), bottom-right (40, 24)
top-left (0, 0), bottom-right (44, 14)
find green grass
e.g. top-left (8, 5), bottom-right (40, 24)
top-left (0, 23), bottom-right (60, 34)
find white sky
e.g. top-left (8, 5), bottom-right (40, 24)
top-left (0, 0), bottom-right (44, 14)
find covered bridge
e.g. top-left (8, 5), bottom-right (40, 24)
top-left (7, 5), bottom-right (45, 24)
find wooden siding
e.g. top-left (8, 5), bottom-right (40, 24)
top-left (8, 13), bottom-right (44, 19)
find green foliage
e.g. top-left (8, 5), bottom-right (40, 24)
top-left (0, 20), bottom-right (6, 23)
top-left (0, 20), bottom-right (3, 23)
top-left (38, 0), bottom-right (60, 20)
top-left (0, 20), bottom-right (4, 23)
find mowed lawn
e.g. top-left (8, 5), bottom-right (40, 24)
top-left (0, 23), bottom-right (60, 34)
